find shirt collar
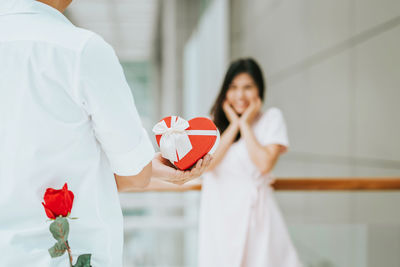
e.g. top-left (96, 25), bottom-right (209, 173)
top-left (0, 0), bottom-right (71, 25)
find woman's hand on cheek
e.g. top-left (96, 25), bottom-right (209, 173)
top-left (223, 101), bottom-right (239, 124)
top-left (240, 97), bottom-right (262, 126)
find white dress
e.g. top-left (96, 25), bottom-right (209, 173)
top-left (198, 108), bottom-right (302, 267)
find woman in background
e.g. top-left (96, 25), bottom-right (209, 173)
top-left (198, 58), bottom-right (302, 267)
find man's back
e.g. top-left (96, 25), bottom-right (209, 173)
top-left (0, 1), bottom-right (155, 266)
top-left (0, 2), bottom-right (94, 183)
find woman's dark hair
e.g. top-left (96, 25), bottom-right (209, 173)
top-left (210, 58), bottom-right (265, 141)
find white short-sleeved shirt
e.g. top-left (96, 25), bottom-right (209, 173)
top-left (0, 1), bottom-right (155, 266)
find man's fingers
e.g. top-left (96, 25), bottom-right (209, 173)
top-left (169, 171), bottom-right (188, 185)
top-left (186, 159), bottom-right (201, 177)
top-left (191, 156), bottom-right (208, 179)
top-left (204, 154), bottom-right (212, 165)
top-left (201, 154), bottom-right (212, 172)
top-left (192, 159), bottom-right (203, 176)
top-left (195, 158), bottom-right (203, 170)
top-left (165, 155), bottom-right (214, 185)
top-left (198, 155), bottom-right (208, 173)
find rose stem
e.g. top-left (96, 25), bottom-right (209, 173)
top-left (66, 241), bottom-right (73, 267)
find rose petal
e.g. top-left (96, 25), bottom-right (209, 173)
top-left (42, 202), bottom-right (56, 219)
top-left (42, 183), bottom-right (75, 218)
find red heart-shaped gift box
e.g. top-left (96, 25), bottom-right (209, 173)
top-left (154, 116), bottom-right (219, 170)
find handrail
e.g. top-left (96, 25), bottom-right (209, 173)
top-left (273, 177), bottom-right (400, 191)
top-left (131, 177), bottom-right (400, 192)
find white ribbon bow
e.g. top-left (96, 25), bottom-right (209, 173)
top-left (152, 116), bottom-right (193, 163)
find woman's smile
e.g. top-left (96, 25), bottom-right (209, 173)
top-left (226, 72), bottom-right (259, 115)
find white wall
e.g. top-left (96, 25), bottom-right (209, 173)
top-left (230, 0), bottom-right (400, 177)
top-left (230, 1), bottom-right (400, 266)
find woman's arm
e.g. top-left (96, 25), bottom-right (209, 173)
top-left (239, 98), bottom-right (283, 174)
top-left (207, 121), bottom-right (239, 171)
top-left (240, 121), bottom-right (282, 174)
top-left (207, 102), bottom-right (240, 171)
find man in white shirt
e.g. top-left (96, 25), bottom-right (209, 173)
top-left (0, 0), bottom-right (211, 266)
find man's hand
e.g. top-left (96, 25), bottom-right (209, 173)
top-left (152, 152), bottom-right (212, 185)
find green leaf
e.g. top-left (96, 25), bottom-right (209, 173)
top-left (49, 217), bottom-right (69, 242)
top-left (48, 241), bottom-right (68, 258)
top-left (74, 254), bottom-right (92, 267)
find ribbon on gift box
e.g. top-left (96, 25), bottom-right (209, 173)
top-left (152, 116), bottom-right (218, 163)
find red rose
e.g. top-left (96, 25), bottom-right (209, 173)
top-left (42, 183), bottom-right (74, 219)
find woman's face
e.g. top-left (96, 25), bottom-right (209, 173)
top-left (225, 72), bottom-right (259, 115)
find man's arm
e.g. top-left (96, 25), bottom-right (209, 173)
top-left (114, 162), bottom-right (152, 192)
top-left (115, 153), bottom-right (212, 192)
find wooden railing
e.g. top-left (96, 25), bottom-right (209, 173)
top-left (133, 177), bottom-right (400, 192)
top-left (273, 177), bottom-right (400, 191)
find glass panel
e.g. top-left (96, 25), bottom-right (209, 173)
top-left (122, 191), bottom-right (400, 267)
top-left (121, 192), bottom-right (199, 267)
top-left (121, 61), bottom-right (155, 130)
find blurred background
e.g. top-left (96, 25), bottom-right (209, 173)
top-left (66, 0), bottom-right (400, 266)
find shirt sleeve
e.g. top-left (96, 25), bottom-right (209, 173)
top-left (259, 108), bottom-right (289, 152)
top-left (76, 34), bottom-right (155, 176)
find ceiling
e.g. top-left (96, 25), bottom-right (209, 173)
top-left (66, 0), bottom-right (159, 61)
